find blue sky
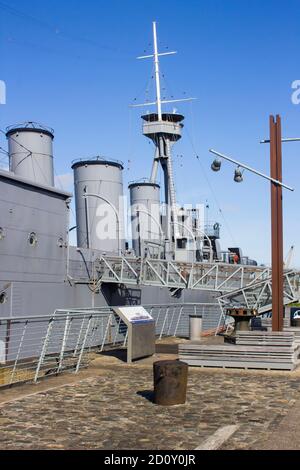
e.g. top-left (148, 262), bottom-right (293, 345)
top-left (0, 0), bottom-right (300, 266)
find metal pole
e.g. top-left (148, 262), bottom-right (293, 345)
top-left (174, 306), bottom-right (184, 337)
top-left (34, 318), bottom-right (53, 383)
top-left (159, 307), bottom-right (169, 340)
top-left (261, 137), bottom-right (300, 143)
top-left (136, 207), bottom-right (164, 255)
top-left (58, 315), bottom-right (71, 373)
top-left (10, 320), bottom-right (28, 385)
top-left (84, 187), bottom-right (90, 249)
top-left (83, 193), bottom-right (120, 256)
top-left (270, 115), bottom-right (284, 332)
top-left (209, 149), bottom-right (293, 191)
top-left (153, 21), bottom-right (162, 120)
top-left (75, 316), bottom-right (92, 373)
top-left (137, 209), bottom-right (141, 257)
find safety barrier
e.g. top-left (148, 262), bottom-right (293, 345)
top-left (0, 302), bottom-right (221, 388)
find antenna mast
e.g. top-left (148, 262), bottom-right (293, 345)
top-left (132, 22), bottom-right (196, 260)
top-left (134, 21), bottom-right (194, 112)
top-left (153, 21), bottom-right (162, 121)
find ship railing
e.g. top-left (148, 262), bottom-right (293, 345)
top-left (95, 255), bottom-right (272, 292)
top-left (0, 302), bottom-right (221, 389)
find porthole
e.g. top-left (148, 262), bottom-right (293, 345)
top-left (57, 237), bottom-right (64, 248)
top-left (0, 292), bottom-right (7, 304)
top-left (29, 232), bottom-right (38, 246)
top-left (0, 227), bottom-right (5, 240)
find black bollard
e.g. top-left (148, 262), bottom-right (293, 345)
top-left (153, 360), bottom-right (188, 406)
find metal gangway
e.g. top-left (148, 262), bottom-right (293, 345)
top-left (71, 255), bottom-right (275, 294)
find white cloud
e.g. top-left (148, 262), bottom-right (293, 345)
top-left (55, 173), bottom-right (74, 191)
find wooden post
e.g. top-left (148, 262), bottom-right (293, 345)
top-left (270, 115), bottom-right (284, 332)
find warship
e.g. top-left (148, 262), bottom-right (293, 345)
top-left (0, 22), bottom-right (257, 328)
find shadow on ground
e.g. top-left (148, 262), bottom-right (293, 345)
top-left (155, 343), bottom-right (179, 354)
top-left (137, 389), bottom-right (155, 403)
top-left (97, 348), bottom-right (128, 362)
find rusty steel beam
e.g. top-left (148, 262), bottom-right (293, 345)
top-left (270, 115), bottom-right (284, 331)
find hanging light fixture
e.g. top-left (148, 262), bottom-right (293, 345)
top-left (211, 158), bottom-right (222, 172)
top-left (234, 166), bottom-right (243, 183)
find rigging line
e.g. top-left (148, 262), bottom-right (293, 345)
top-left (0, 0), bottom-right (62, 33)
top-left (159, 64), bottom-right (176, 102)
top-left (196, 151), bottom-right (238, 247)
top-left (131, 63), bottom-right (155, 105)
top-left (69, 204), bottom-right (90, 243)
top-left (12, 152), bottom-right (33, 172)
top-left (0, 128), bottom-right (33, 154)
top-left (31, 154), bottom-right (37, 184)
top-left (88, 179), bottom-right (102, 240)
top-left (185, 106), bottom-right (238, 246)
top-left (11, 141), bottom-right (52, 187)
top-left (0, 128), bottom-right (56, 173)
top-left (0, 147), bottom-right (9, 155)
top-left (53, 167), bottom-right (66, 191)
top-left (127, 107), bottom-right (134, 170)
top-left (26, 151), bottom-right (49, 186)
top-left (33, 153), bottom-right (60, 188)
top-left (0, 0), bottom-right (131, 57)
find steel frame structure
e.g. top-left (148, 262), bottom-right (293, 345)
top-left (92, 255), bottom-right (274, 293)
top-left (215, 270), bottom-right (300, 334)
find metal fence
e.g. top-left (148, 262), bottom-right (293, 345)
top-left (0, 303), bottom-right (220, 389)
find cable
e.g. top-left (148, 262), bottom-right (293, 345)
top-left (131, 63), bottom-right (155, 106)
top-left (0, 147), bottom-right (9, 155)
top-left (0, 128), bottom-right (33, 154)
top-left (185, 104), bottom-right (238, 246)
top-left (0, 0), bottom-right (132, 57)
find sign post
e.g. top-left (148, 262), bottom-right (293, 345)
top-left (113, 306), bottom-right (155, 363)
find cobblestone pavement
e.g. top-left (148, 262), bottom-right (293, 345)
top-left (0, 357), bottom-right (299, 450)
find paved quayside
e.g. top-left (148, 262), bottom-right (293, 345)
top-left (0, 340), bottom-right (299, 450)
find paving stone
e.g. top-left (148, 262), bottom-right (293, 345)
top-left (0, 363), bottom-right (299, 450)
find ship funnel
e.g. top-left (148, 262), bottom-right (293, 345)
top-left (6, 122), bottom-right (55, 187)
top-left (129, 181), bottom-right (162, 258)
top-left (72, 157), bottom-right (125, 254)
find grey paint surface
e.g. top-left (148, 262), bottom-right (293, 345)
top-left (129, 183), bottom-right (161, 257)
top-left (0, 172), bottom-right (69, 284)
top-left (7, 127), bottom-right (55, 187)
top-left (73, 161), bottom-right (125, 254)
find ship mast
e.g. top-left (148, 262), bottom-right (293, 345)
top-left (153, 21), bottom-right (163, 121)
top-left (133, 21), bottom-right (195, 259)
